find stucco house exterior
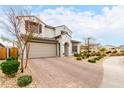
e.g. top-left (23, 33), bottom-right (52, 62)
top-left (103, 45), bottom-right (124, 54)
top-left (18, 16), bottom-right (81, 58)
top-left (102, 45), bottom-right (116, 52)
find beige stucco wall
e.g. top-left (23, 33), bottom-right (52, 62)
top-left (44, 27), bottom-right (55, 38)
top-left (54, 25), bottom-right (73, 57)
top-left (58, 34), bottom-right (72, 57)
top-left (55, 26), bottom-right (72, 37)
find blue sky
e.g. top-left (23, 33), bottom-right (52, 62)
top-left (0, 5), bottom-right (124, 46)
top-left (0, 5), bottom-right (113, 15)
top-left (32, 5), bottom-right (112, 13)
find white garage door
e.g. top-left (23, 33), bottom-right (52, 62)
top-left (29, 42), bottom-right (57, 58)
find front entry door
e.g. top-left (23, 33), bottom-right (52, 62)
top-left (64, 43), bottom-right (69, 56)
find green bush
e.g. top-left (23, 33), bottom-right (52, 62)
top-left (88, 59), bottom-right (96, 63)
top-left (98, 56), bottom-right (103, 59)
top-left (112, 50), bottom-right (117, 54)
top-left (95, 52), bottom-right (101, 56)
top-left (6, 57), bottom-right (18, 62)
top-left (0, 60), bottom-right (20, 77)
top-left (115, 53), bottom-right (121, 56)
top-left (82, 51), bottom-right (87, 56)
top-left (6, 57), bottom-right (12, 61)
top-left (17, 75), bottom-right (32, 87)
top-left (106, 51), bottom-right (111, 54)
top-left (82, 56), bottom-right (85, 59)
top-left (74, 53), bottom-right (81, 57)
top-left (90, 52), bottom-right (96, 56)
top-left (76, 57), bottom-right (82, 60)
top-left (94, 57), bottom-right (100, 60)
top-left (82, 55), bottom-right (89, 59)
top-left (120, 53), bottom-right (124, 56)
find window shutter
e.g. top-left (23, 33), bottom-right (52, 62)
top-left (39, 24), bottom-right (42, 33)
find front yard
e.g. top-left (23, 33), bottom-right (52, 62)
top-left (0, 56), bottom-right (104, 88)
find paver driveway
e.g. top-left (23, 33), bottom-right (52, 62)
top-left (28, 57), bottom-right (103, 88)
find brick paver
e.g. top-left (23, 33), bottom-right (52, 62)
top-left (28, 57), bottom-right (103, 88)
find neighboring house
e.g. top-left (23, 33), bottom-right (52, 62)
top-left (115, 45), bottom-right (124, 53)
top-left (0, 43), bottom-right (5, 47)
top-left (118, 45), bottom-right (124, 49)
top-left (102, 45), bottom-right (116, 51)
top-left (0, 39), bottom-right (14, 48)
top-left (18, 16), bottom-right (81, 58)
top-left (116, 45), bottom-right (124, 50)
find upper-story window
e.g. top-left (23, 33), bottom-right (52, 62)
top-left (25, 20), bottom-right (42, 33)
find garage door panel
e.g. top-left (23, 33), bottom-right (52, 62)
top-left (29, 42), bottom-right (56, 58)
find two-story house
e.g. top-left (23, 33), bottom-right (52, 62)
top-left (18, 16), bottom-right (81, 58)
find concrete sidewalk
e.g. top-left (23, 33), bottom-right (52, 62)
top-left (100, 56), bottom-right (124, 88)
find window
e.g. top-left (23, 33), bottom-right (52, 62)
top-left (25, 20), bottom-right (42, 33)
top-left (39, 24), bottom-right (42, 33)
top-left (72, 46), bottom-right (77, 53)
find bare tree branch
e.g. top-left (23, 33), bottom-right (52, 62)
top-left (0, 6), bottom-right (34, 72)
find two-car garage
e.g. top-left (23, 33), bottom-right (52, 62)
top-left (28, 39), bottom-right (59, 58)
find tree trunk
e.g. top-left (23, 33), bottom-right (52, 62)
top-left (20, 44), bottom-right (27, 72)
top-left (21, 52), bottom-right (24, 73)
top-left (25, 44), bottom-right (30, 68)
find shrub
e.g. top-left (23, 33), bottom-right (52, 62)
top-left (106, 51), bottom-right (111, 54)
top-left (74, 53), bottom-right (81, 57)
top-left (6, 56), bottom-right (18, 62)
top-left (120, 52), bottom-right (124, 56)
top-left (112, 50), bottom-right (117, 54)
top-left (98, 56), bottom-right (103, 59)
top-left (110, 54), bottom-right (117, 56)
top-left (116, 53), bottom-right (122, 56)
top-left (94, 57), bottom-right (100, 60)
top-left (82, 56), bottom-right (86, 59)
top-left (95, 52), bottom-right (101, 56)
top-left (76, 57), bottom-right (82, 60)
top-left (120, 50), bottom-right (124, 53)
top-left (17, 75), bottom-right (32, 87)
top-left (82, 51), bottom-right (87, 55)
top-left (1, 60), bottom-right (20, 77)
top-left (6, 57), bottom-right (12, 61)
top-left (88, 59), bottom-right (96, 63)
top-left (90, 52), bottom-right (96, 56)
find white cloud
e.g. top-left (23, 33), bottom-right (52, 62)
top-left (36, 6), bottom-right (124, 45)
top-left (0, 6), bottom-right (124, 45)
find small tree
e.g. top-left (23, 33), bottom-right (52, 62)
top-left (0, 6), bottom-right (34, 72)
top-left (82, 37), bottom-right (95, 58)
